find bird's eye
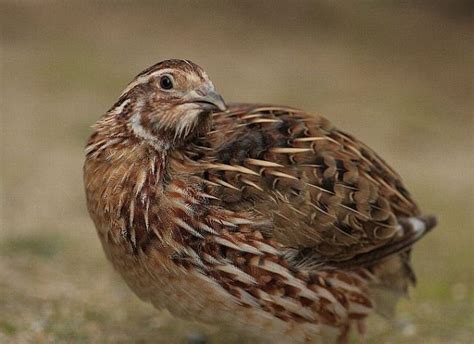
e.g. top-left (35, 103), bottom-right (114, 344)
top-left (159, 75), bottom-right (174, 90)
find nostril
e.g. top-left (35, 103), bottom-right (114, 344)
top-left (195, 89), bottom-right (206, 97)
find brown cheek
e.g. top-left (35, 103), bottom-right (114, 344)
top-left (140, 109), bottom-right (153, 129)
top-left (147, 103), bottom-right (181, 133)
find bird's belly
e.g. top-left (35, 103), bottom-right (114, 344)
top-left (99, 238), bottom-right (324, 343)
top-left (101, 237), bottom-right (235, 315)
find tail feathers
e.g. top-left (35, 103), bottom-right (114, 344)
top-left (369, 214), bottom-right (437, 263)
top-left (327, 214), bottom-right (437, 269)
top-left (397, 214), bottom-right (437, 240)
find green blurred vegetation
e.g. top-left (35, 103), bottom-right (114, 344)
top-left (1, 1), bottom-right (472, 343)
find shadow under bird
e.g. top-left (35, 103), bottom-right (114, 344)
top-left (83, 59), bottom-right (436, 343)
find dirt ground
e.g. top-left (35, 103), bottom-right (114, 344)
top-left (1, 1), bottom-right (472, 343)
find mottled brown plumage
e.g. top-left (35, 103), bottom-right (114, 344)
top-left (84, 59), bottom-right (436, 343)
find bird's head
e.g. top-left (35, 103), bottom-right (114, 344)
top-left (104, 59), bottom-right (226, 150)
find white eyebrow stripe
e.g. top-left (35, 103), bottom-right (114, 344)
top-left (120, 68), bottom-right (176, 96)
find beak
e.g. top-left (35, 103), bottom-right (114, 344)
top-left (188, 90), bottom-right (227, 112)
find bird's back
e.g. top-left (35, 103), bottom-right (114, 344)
top-left (181, 104), bottom-right (433, 263)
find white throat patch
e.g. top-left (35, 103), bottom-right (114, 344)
top-left (130, 109), bottom-right (170, 151)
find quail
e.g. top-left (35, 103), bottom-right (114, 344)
top-left (84, 59), bottom-right (436, 343)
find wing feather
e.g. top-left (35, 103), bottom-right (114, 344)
top-left (187, 104), bottom-right (434, 266)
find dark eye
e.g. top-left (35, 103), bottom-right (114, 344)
top-left (159, 75), bottom-right (173, 90)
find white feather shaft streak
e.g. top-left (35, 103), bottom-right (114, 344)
top-left (249, 106), bottom-right (298, 113)
top-left (249, 118), bottom-right (283, 124)
top-left (250, 258), bottom-right (292, 279)
top-left (235, 243), bottom-right (262, 255)
top-left (196, 222), bottom-right (218, 235)
top-left (134, 169), bottom-right (147, 196)
top-left (270, 147), bottom-right (312, 154)
top-left (271, 296), bottom-right (315, 321)
top-left (293, 136), bottom-right (341, 145)
top-left (209, 177), bottom-right (240, 191)
top-left (347, 297), bottom-right (372, 315)
top-left (173, 218), bottom-right (204, 238)
top-left (144, 198), bottom-right (150, 232)
top-left (245, 158), bottom-right (284, 168)
top-left (212, 236), bottom-right (263, 255)
top-left (196, 191), bottom-right (220, 200)
top-left (307, 183), bottom-right (335, 195)
top-left (326, 278), bottom-right (362, 293)
top-left (266, 170), bottom-right (298, 180)
top-left (202, 253), bottom-right (220, 265)
top-left (205, 163), bottom-right (260, 176)
top-left (311, 285), bottom-right (347, 318)
top-left (213, 236), bottom-right (241, 251)
top-left (241, 178), bottom-right (264, 192)
top-left (240, 114), bottom-right (263, 120)
top-left (214, 264), bottom-right (256, 285)
top-left (227, 217), bottom-right (253, 225)
top-left (251, 241), bottom-right (279, 255)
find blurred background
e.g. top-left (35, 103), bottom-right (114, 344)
top-left (1, 1), bottom-right (472, 343)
